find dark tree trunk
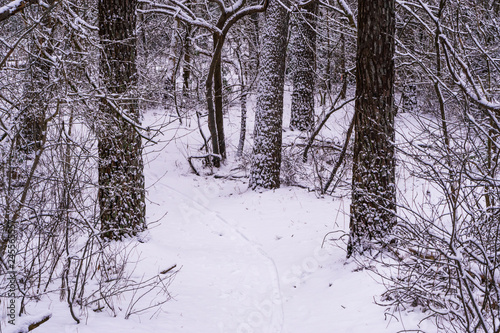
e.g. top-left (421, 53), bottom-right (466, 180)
top-left (18, 1), bottom-right (56, 152)
top-left (213, 47), bottom-right (226, 161)
top-left (98, 0), bottom-right (146, 240)
top-left (347, 0), bottom-right (397, 257)
top-left (249, 12), bottom-right (260, 71)
top-left (182, 27), bottom-right (191, 94)
top-left (206, 16), bottom-right (228, 168)
top-left (249, 0), bottom-right (289, 189)
top-left (182, 1), bottom-right (193, 96)
top-left (236, 87), bottom-right (247, 157)
top-left (204, 4), bottom-right (267, 167)
top-left (289, 0), bottom-right (317, 131)
top-left (339, 31), bottom-right (347, 100)
top-left (206, 32), bottom-right (226, 168)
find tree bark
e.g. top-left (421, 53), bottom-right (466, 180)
top-left (289, 0), bottom-right (317, 131)
top-left (347, 0), bottom-right (396, 257)
top-left (213, 42), bottom-right (226, 161)
top-left (18, 0), bottom-right (56, 153)
top-left (98, 0), bottom-right (146, 240)
top-left (206, 16), bottom-right (227, 167)
top-left (249, 0), bottom-right (289, 189)
top-left (182, 26), bottom-right (191, 94)
top-left (236, 51), bottom-right (247, 157)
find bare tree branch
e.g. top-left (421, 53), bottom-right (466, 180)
top-left (0, 0), bottom-right (37, 22)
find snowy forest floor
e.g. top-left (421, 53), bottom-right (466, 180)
top-left (4, 92), bottom-right (439, 333)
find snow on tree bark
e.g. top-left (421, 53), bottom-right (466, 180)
top-left (347, 0), bottom-right (396, 256)
top-left (98, 0), bottom-right (146, 240)
top-left (249, 0), bottom-right (289, 189)
top-left (289, 1), bottom-right (317, 131)
top-left (18, 0), bottom-right (56, 152)
top-left (237, 85), bottom-right (248, 157)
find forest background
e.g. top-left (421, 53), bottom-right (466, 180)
top-left (0, 0), bottom-right (499, 332)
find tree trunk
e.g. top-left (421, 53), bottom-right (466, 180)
top-left (249, 0), bottom-right (289, 189)
top-left (289, 1), bottom-right (317, 131)
top-left (347, 0), bottom-right (396, 257)
top-left (237, 13), bottom-right (260, 157)
top-left (206, 31), bottom-right (226, 168)
top-left (213, 47), bottom-right (226, 161)
top-left (98, 0), bottom-right (146, 240)
top-left (249, 12), bottom-right (260, 71)
top-left (339, 31), bottom-right (347, 100)
top-left (18, 0), bottom-right (56, 152)
top-left (182, 26), bottom-right (191, 94)
top-left (182, 2), bottom-right (192, 95)
top-left (237, 88), bottom-right (247, 157)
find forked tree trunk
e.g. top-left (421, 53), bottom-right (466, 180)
top-left (249, 0), bottom-right (289, 189)
top-left (347, 0), bottom-right (397, 257)
top-left (98, 0), bottom-right (146, 240)
top-left (206, 21), bottom-right (227, 168)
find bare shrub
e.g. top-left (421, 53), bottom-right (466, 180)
top-left (380, 115), bottom-right (500, 332)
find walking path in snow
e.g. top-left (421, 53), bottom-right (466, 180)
top-left (17, 110), bottom-right (434, 333)
top-left (135, 111), bottom-right (431, 333)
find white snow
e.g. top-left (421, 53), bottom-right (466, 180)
top-left (1, 94), bottom-right (435, 333)
top-left (0, 0), bottom-right (24, 16)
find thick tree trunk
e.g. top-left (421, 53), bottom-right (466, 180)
top-left (98, 0), bottom-right (146, 240)
top-left (19, 56), bottom-right (50, 152)
top-left (347, 0), bottom-right (396, 256)
top-left (249, 0), bottom-right (289, 189)
top-left (18, 1), bottom-right (56, 152)
top-left (289, 1), bottom-right (317, 131)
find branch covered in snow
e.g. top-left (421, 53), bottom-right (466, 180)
top-left (336, 0), bottom-right (356, 28)
top-left (138, 0), bottom-right (221, 34)
top-left (439, 34), bottom-right (500, 112)
top-left (0, 0), bottom-right (37, 22)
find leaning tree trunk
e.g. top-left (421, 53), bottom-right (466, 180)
top-left (98, 0), bottom-right (146, 240)
top-left (347, 0), bottom-right (397, 257)
top-left (249, 0), bottom-right (289, 189)
top-left (289, 0), bottom-right (317, 131)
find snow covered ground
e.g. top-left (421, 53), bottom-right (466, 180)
top-left (2, 94), bottom-right (437, 333)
